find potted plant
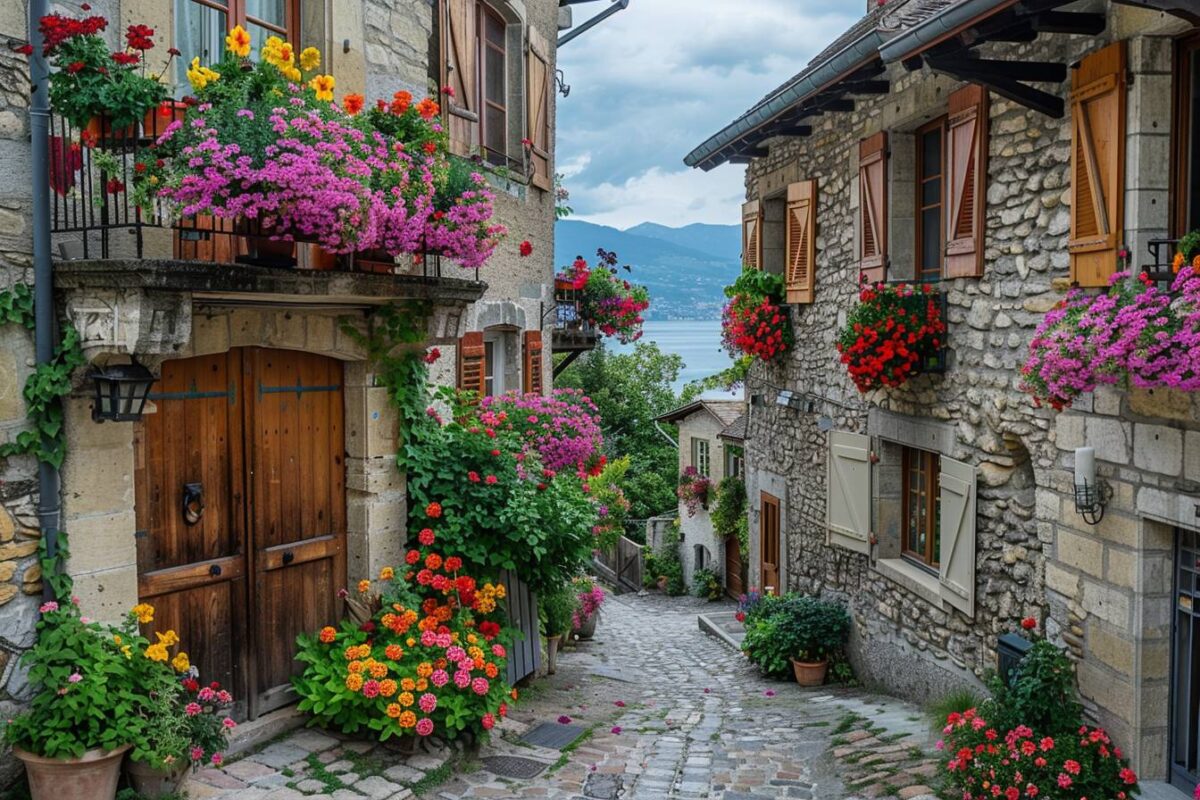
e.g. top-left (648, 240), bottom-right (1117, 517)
top-left (2, 600), bottom-right (183, 800)
top-left (571, 576), bottom-right (605, 640)
top-left (539, 582), bottom-right (576, 674)
top-left (740, 594), bottom-right (850, 686)
top-left (676, 466), bottom-right (710, 517)
top-left (39, 10), bottom-right (173, 136)
top-left (720, 266), bottom-right (793, 364)
top-left (836, 281), bottom-right (946, 393)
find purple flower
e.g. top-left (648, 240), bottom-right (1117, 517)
top-left (557, 715), bottom-right (572, 724)
top-left (611, 726), bottom-right (622, 734)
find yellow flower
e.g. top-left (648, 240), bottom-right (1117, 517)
top-left (368, 661), bottom-right (388, 679)
top-left (172, 651), bottom-right (191, 673)
top-left (467, 634), bottom-right (477, 644)
top-left (406, 637), bottom-right (416, 648)
top-left (415, 678), bottom-right (428, 692)
top-left (157, 630), bottom-right (180, 647)
top-left (310, 74), bottom-right (335, 102)
top-left (131, 603), bottom-right (155, 624)
top-left (121, 645), bottom-right (132, 659)
top-left (186, 57), bottom-right (220, 91)
top-left (299, 46), bottom-right (321, 71)
top-left (113, 634), bottom-right (122, 645)
top-left (145, 643), bottom-right (168, 662)
top-left (398, 710), bottom-right (417, 728)
top-left (283, 66), bottom-right (302, 83)
top-left (347, 660), bottom-right (364, 674)
top-left (357, 579), bottom-right (371, 594)
top-left (380, 567), bottom-right (395, 581)
top-left (225, 24), bottom-right (252, 57)
top-left (345, 673), bottom-right (364, 692)
top-left (494, 584), bottom-right (507, 599)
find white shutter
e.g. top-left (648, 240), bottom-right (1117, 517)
top-left (826, 431), bottom-right (871, 555)
top-left (938, 456), bottom-right (977, 618)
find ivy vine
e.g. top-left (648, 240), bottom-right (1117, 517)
top-left (0, 282), bottom-right (86, 600)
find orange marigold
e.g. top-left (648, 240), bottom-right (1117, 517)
top-left (400, 678), bottom-right (416, 691)
top-left (391, 90), bottom-right (413, 114)
top-left (416, 98), bottom-right (440, 119)
top-left (386, 703), bottom-right (402, 718)
top-left (343, 93), bottom-right (365, 115)
top-left (416, 678), bottom-right (428, 692)
top-left (385, 644), bottom-right (403, 660)
top-left (485, 662), bottom-right (498, 679)
top-left (399, 691), bottom-right (415, 708)
top-left (379, 679), bottom-right (398, 697)
top-left (369, 661), bottom-right (388, 679)
top-left (345, 673), bottom-right (364, 692)
top-left (347, 660), bottom-right (365, 674)
top-left (399, 710), bottom-right (417, 728)
top-left (425, 553), bottom-right (443, 570)
top-left (318, 626), bottom-right (337, 643)
top-left (416, 662), bottom-right (434, 678)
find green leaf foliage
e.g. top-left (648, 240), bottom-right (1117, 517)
top-left (741, 594), bottom-right (851, 677)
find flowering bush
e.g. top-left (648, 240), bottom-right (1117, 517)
top-left (141, 29), bottom-right (501, 265)
top-left (677, 466), bottom-right (710, 517)
top-left (1021, 268), bottom-right (1200, 410)
top-left (572, 576), bottom-right (605, 630)
top-left (587, 456), bottom-right (632, 550)
top-left (720, 267), bottom-right (792, 363)
top-left (939, 709), bottom-right (1139, 800)
top-left (478, 388), bottom-right (605, 475)
top-left (38, 9), bottom-right (173, 130)
top-left (294, 524), bottom-right (515, 741)
top-left (2, 599), bottom-right (200, 761)
top-left (836, 281), bottom-right (945, 392)
top-left (735, 588), bottom-right (765, 624)
top-left (556, 249), bottom-right (650, 343)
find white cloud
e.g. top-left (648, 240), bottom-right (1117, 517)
top-left (570, 164), bottom-right (748, 229)
top-left (555, 0), bottom-right (860, 228)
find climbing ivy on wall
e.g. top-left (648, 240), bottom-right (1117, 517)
top-left (0, 282), bottom-right (85, 600)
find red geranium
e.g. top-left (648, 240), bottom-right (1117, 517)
top-left (836, 281), bottom-right (945, 393)
top-left (519, 240), bottom-right (533, 257)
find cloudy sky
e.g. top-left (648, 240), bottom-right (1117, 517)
top-left (554, 0), bottom-right (861, 230)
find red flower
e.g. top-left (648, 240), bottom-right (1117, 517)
top-left (484, 474), bottom-right (497, 485)
top-left (1020, 617), bottom-right (1037, 630)
top-left (105, 177), bottom-right (125, 194)
top-left (65, 60), bottom-right (86, 73)
top-left (444, 556), bottom-right (462, 571)
top-left (418, 527), bottom-right (435, 545)
top-left (519, 240), bottom-right (533, 257)
top-left (168, 47), bottom-right (181, 56)
top-left (423, 347), bottom-right (441, 364)
top-left (423, 140), bottom-right (437, 154)
top-left (125, 23), bottom-right (155, 50)
top-left (467, 471), bottom-right (480, 483)
top-left (111, 51), bottom-right (140, 65)
top-left (16, 44), bottom-right (33, 56)
top-left (425, 502), bottom-right (442, 519)
top-left (521, 137), bottom-right (533, 149)
top-left (441, 85), bottom-right (455, 98)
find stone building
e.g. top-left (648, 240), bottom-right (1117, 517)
top-left (0, 0), bottom-right (566, 775)
top-left (656, 400), bottom-right (745, 594)
top-left (688, 0), bottom-right (1200, 790)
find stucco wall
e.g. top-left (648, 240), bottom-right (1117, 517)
top-left (675, 411), bottom-right (735, 588)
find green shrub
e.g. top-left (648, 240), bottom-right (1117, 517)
top-left (926, 687), bottom-right (986, 725)
top-left (690, 567), bottom-right (723, 601)
top-left (741, 594), bottom-right (851, 678)
top-left (710, 476), bottom-right (747, 559)
top-left (539, 583), bottom-right (577, 639)
top-left (985, 638), bottom-right (1082, 737)
top-left (642, 523), bottom-right (686, 595)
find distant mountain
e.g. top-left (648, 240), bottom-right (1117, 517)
top-left (554, 220), bottom-right (741, 320)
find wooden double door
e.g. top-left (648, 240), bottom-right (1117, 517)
top-left (134, 348), bottom-right (347, 719)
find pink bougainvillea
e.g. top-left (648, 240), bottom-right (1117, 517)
top-left (478, 388), bottom-right (604, 474)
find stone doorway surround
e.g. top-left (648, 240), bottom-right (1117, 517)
top-left (54, 261), bottom-right (483, 623)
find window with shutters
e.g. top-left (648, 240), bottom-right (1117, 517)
top-left (174, 0), bottom-right (326, 95)
top-left (482, 329), bottom-right (518, 397)
top-left (1173, 34), bottom-right (1200, 237)
top-left (480, 6), bottom-right (507, 165)
top-left (741, 200), bottom-right (763, 269)
top-left (858, 132), bottom-right (889, 283)
top-left (691, 438), bottom-right (711, 476)
top-left (915, 119), bottom-right (946, 283)
top-left (786, 180), bottom-right (817, 303)
top-left (1069, 42), bottom-right (1126, 288)
top-left (901, 446), bottom-right (940, 571)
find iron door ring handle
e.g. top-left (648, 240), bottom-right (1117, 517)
top-left (282, 551), bottom-right (295, 565)
top-left (183, 483), bottom-right (205, 526)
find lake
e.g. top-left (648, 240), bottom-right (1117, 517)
top-left (612, 319), bottom-right (741, 398)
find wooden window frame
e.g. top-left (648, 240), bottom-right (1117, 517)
top-left (901, 446), bottom-right (941, 571)
top-left (1172, 33), bottom-right (1200, 238)
top-left (478, 2), bottom-right (508, 166)
top-left (724, 446), bottom-right (743, 480)
top-left (180, 0), bottom-right (301, 39)
top-left (691, 437), bottom-right (710, 476)
top-left (915, 116), bottom-right (947, 282)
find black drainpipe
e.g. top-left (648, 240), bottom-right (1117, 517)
top-left (28, 0), bottom-right (62, 601)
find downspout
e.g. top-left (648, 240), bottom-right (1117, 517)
top-left (654, 420), bottom-right (678, 449)
top-left (28, 0), bottom-right (61, 601)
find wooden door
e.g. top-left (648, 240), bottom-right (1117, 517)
top-left (135, 348), bottom-right (346, 719)
top-left (135, 351), bottom-right (249, 715)
top-left (245, 349), bottom-right (346, 715)
top-left (724, 533), bottom-right (744, 599)
top-left (760, 492), bottom-right (781, 594)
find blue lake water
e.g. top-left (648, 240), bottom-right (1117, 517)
top-left (612, 319), bottom-right (741, 398)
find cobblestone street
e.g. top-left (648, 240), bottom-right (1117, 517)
top-left (186, 592), bottom-right (940, 800)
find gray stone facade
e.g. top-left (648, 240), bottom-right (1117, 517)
top-left (732, 4), bottom-right (1194, 780)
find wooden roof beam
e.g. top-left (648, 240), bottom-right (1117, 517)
top-left (926, 56), bottom-right (1064, 117)
top-left (926, 55), bottom-right (1066, 83)
top-left (842, 80), bottom-right (890, 95)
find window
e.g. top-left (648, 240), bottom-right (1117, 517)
top-left (902, 446), bottom-right (941, 571)
top-left (483, 335), bottom-right (506, 396)
top-left (479, 5), bottom-right (507, 164)
top-left (691, 438), bottom-right (710, 476)
top-left (916, 117), bottom-right (945, 282)
top-left (725, 445), bottom-right (744, 480)
top-left (174, 0), bottom-right (326, 93)
top-left (1175, 35), bottom-right (1200, 236)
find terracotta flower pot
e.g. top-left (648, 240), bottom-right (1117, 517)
top-left (354, 249), bottom-right (397, 274)
top-left (142, 101), bottom-right (188, 138)
top-left (125, 758), bottom-right (189, 799)
top-left (84, 116), bottom-right (137, 143)
top-left (546, 634), bottom-right (562, 674)
top-left (790, 658), bottom-right (828, 687)
top-left (13, 744), bottom-right (131, 800)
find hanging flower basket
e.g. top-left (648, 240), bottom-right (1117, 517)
top-left (677, 466), bottom-right (710, 517)
top-left (554, 250), bottom-right (650, 343)
top-left (719, 267), bottom-right (792, 364)
top-left (836, 281), bottom-right (946, 393)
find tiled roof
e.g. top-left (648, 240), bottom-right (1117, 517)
top-left (718, 413), bottom-right (748, 443)
top-left (655, 400), bottom-right (745, 427)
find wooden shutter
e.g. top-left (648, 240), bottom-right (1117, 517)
top-left (858, 132), bottom-right (888, 284)
top-left (938, 456), bottom-right (977, 618)
top-left (785, 180), bottom-right (818, 304)
top-left (945, 85), bottom-right (989, 278)
top-left (526, 28), bottom-right (552, 192)
top-left (826, 431), bottom-right (871, 555)
top-left (457, 331), bottom-right (486, 397)
top-left (441, 0), bottom-right (479, 157)
top-left (1069, 42), bottom-right (1126, 288)
top-left (741, 200), bottom-right (763, 269)
top-left (522, 330), bottom-right (543, 394)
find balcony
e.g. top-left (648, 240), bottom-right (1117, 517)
top-left (548, 280), bottom-right (599, 376)
top-left (46, 113), bottom-right (486, 303)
